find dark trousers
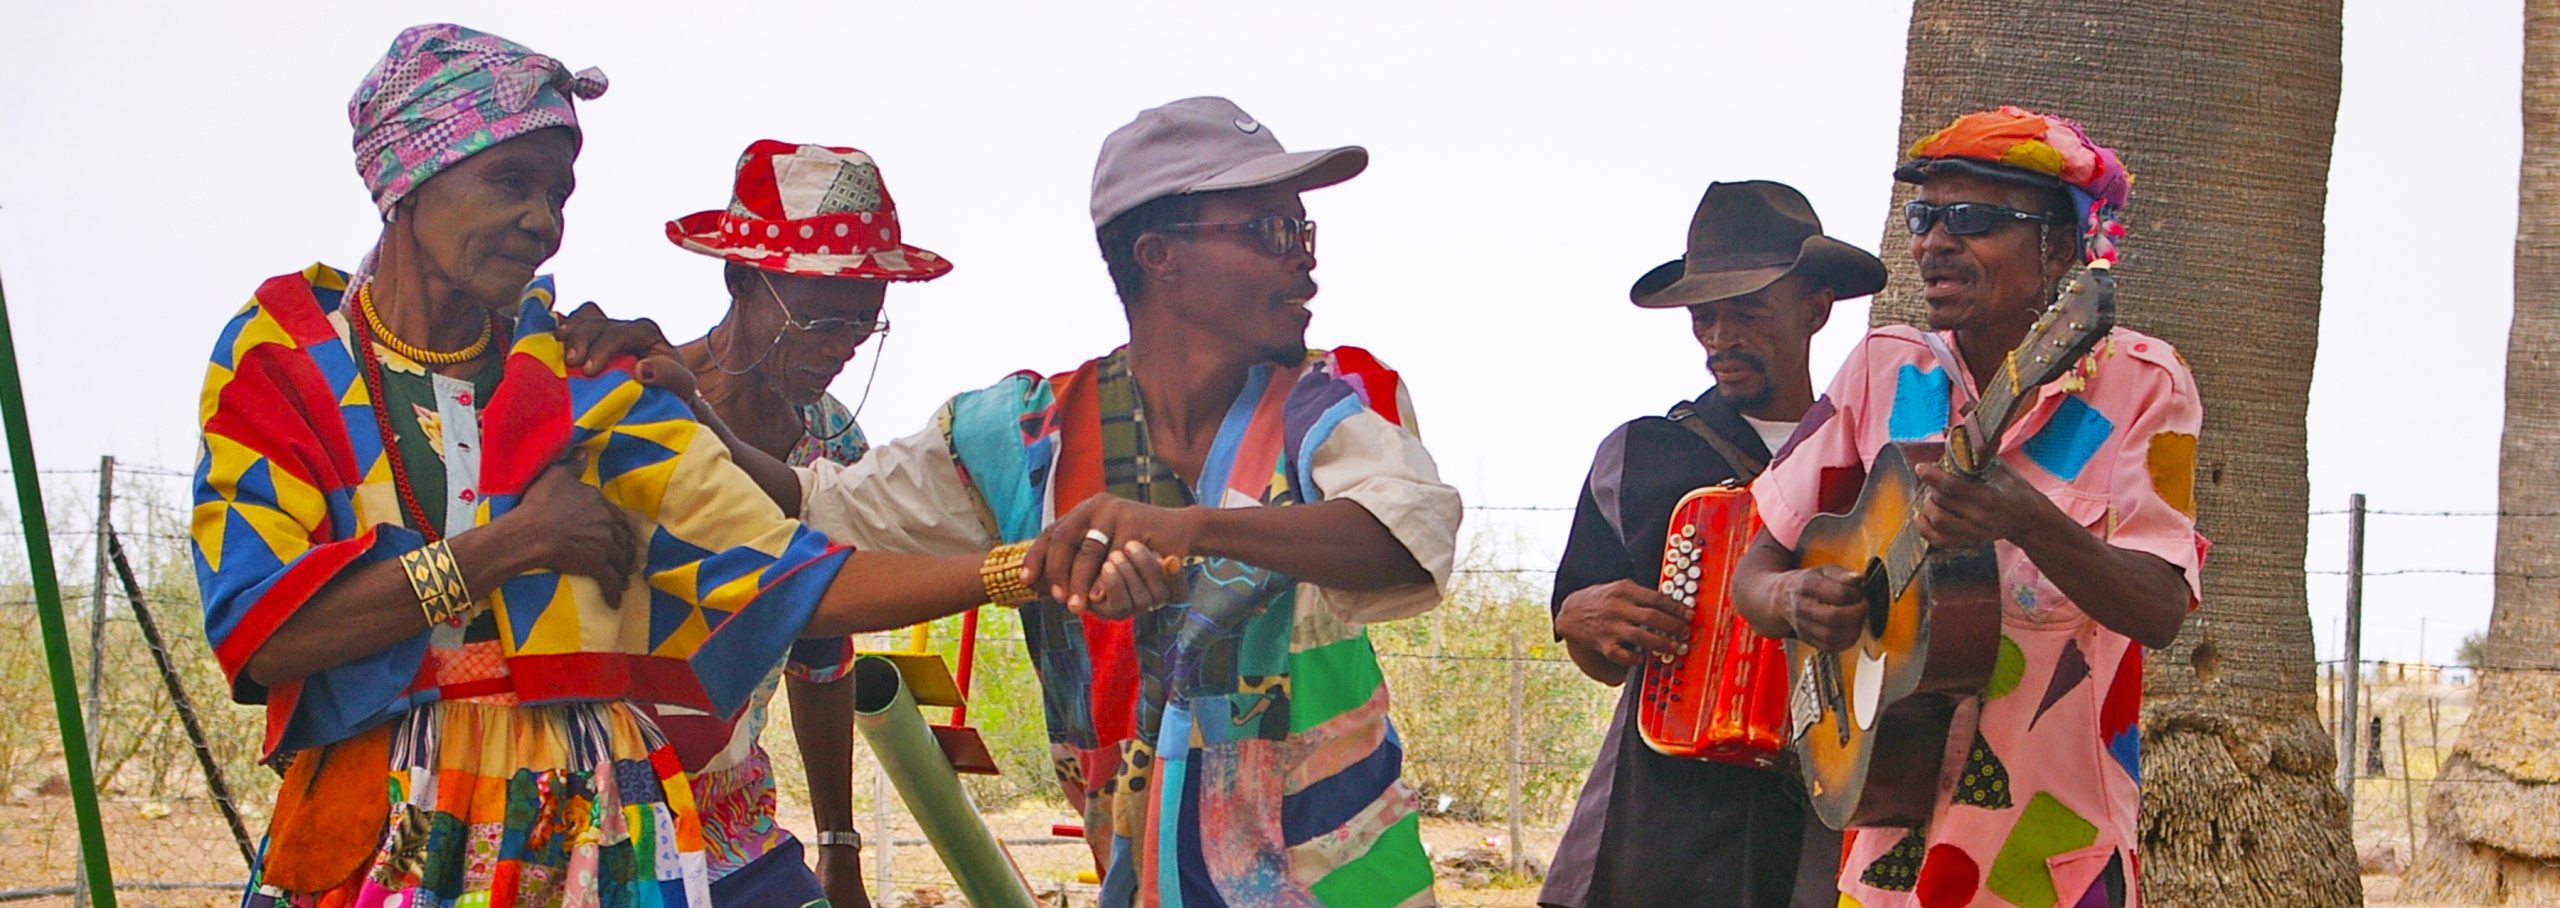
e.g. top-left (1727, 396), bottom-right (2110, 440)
top-left (1541, 681), bottom-right (1839, 908)
top-left (710, 838), bottom-right (832, 908)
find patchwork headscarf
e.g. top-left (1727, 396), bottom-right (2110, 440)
top-left (349, 24), bottom-right (608, 218)
top-left (1895, 106), bottom-right (2131, 264)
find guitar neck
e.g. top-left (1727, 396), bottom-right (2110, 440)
top-left (1878, 348), bottom-right (2034, 598)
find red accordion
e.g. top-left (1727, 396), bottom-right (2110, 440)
top-left (1635, 483), bottom-right (1791, 767)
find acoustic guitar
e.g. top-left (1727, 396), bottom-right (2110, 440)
top-left (1787, 265), bottom-right (2116, 830)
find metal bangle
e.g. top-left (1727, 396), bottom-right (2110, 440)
top-left (401, 540), bottom-right (475, 626)
top-left (815, 829), bottom-right (863, 848)
top-left (980, 540), bottom-right (1037, 606)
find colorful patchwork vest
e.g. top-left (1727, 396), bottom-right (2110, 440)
top-left (944, 347), bottom-right (1436, 907)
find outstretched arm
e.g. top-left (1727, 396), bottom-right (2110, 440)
top-left (804, 543), bottom-right (1185, 638)
top-left (1021, 497), bottom-right (1426, 613)
top-left (1029, 410), bottom-right (1458, 616)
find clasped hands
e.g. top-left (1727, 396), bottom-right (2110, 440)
top-left (1024, 495), bottom-right (1195, 620)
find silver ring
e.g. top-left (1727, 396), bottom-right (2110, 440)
top-left (1084, 528), bottom-right (1112, 547)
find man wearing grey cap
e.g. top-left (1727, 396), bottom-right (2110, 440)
top-left (794, 96), bottom-right (1460, 907)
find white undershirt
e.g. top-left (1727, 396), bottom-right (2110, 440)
top-left (1740, 414), bottom-right (1800, 457)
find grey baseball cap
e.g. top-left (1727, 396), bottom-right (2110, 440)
top-left (1089, 96), bottom-right (1368, 228)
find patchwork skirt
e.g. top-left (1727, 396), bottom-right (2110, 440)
top-left (243, 700), bottom-right (712, 908)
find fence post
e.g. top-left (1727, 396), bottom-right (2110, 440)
top-left (1505, 625), bottom-right (1525, 875)
top-left (2396, 712), bottom-right (2419, 855)
top-left (2338, 493), bottom-right (2364, 805)
top-left (84, 457), bottom-right (112, 765)
top-left (0, 267), bottom-right (118, 908)
top-left (74, 455), bottom-right (113, 908)
top-left (2322, 664), bottom-right (2335, 737)
top-left (873, 759), bottom-right (895, 894)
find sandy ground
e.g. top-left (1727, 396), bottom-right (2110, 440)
top-left (0, 791), bottom-right (2482, 908)
top-left (0, 794), bottom-right (1569, 908)
top-left (0, 667), bottom-right (2491, 908)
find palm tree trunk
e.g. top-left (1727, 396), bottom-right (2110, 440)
top-left (1875, 1), bottom-right (2358, 903)
top-left (2403, 0), bottom-right (2560, 902)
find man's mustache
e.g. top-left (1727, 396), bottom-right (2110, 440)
top-left (1708, 351), bottom-right (1768, 374)
top-left (1919, 254), bottom-right (1978, 283)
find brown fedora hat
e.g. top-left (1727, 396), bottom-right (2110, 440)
top-left (1630, 180), bottom-right (1887, 308)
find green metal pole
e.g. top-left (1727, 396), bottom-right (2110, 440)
top-left (0, 269), bottom-right (118, 908)
top-left (851, 655), bottom-right (1036, 908)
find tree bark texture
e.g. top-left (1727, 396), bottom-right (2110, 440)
top-left (1878, 2), bottom-right (2358, 904)
top-left (2405, 1), bottom-right (2560, 902)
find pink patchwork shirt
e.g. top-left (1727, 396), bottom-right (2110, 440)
top-left (1753, 325), bottom-right (2204, 908)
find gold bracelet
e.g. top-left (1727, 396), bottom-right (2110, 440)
top-left (980, 540), bottom-right (1038, 606)
top-left (401, 541), bottom-right (476, 626)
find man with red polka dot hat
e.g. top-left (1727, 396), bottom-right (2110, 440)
top-left (1732, 107), bottom-right (2203, 907)
top-left (653, 139), bottom-right (953, 908)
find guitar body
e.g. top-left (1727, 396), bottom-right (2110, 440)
top-left (1787, 442), bottom-right (2003, 830)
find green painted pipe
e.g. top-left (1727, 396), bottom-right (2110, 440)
top-left (0, 271), bottom-right (117, 907)
top-left (851, 654), bottom-right (1036, 908)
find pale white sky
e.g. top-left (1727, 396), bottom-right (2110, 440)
top-left (0, 1), bottom-right (2521, 668)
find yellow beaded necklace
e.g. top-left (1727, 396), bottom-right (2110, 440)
top-left (357, 282), bottom-right (494, 366)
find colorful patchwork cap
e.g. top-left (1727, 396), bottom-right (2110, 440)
top-left (667, 140), bottom-right (951, 281)
top-left (1895, 105), bottom-right (2131, 263)
top-left (350, 24), bottom-right (608, 218)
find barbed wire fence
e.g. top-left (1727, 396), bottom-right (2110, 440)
top-left (0, 460), bottom-right (2532, 905)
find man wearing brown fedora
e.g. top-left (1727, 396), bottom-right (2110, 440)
top-left (1540, 181), bottom-right (1882, 908)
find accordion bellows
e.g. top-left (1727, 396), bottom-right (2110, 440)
top-left (1637, 484), bottom-right (1790, 767)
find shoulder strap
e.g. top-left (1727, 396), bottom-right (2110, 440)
top-left (1667, 396), bottom-right (1767, 481)
top-left (1919, 330), bottom-right (1979, 408)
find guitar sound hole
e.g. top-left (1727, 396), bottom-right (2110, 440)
top-left (1860, 560), bottom-right (1890, 639)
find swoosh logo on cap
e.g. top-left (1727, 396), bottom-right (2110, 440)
top-left (1234, 117), bottom-right (1261, 134)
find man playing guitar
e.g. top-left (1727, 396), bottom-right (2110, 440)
top-left (1733, 108), bottom-right (2203, 908)
top-left (1541, 181), bottom-right (1885, 908)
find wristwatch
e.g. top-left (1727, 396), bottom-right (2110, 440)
top-left (816, 829), bottom-right (863, 849)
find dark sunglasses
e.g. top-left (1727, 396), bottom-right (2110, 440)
top-left (1904, 201), bottom-right (2054, 237)
top-left (1157, 215), bottom-right (1317, 257)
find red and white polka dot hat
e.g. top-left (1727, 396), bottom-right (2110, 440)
top-left (666, 140), bottom-right (952, 281)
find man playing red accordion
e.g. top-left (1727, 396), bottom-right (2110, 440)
top-left (1541, 180), bottom-right (1885, 908)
